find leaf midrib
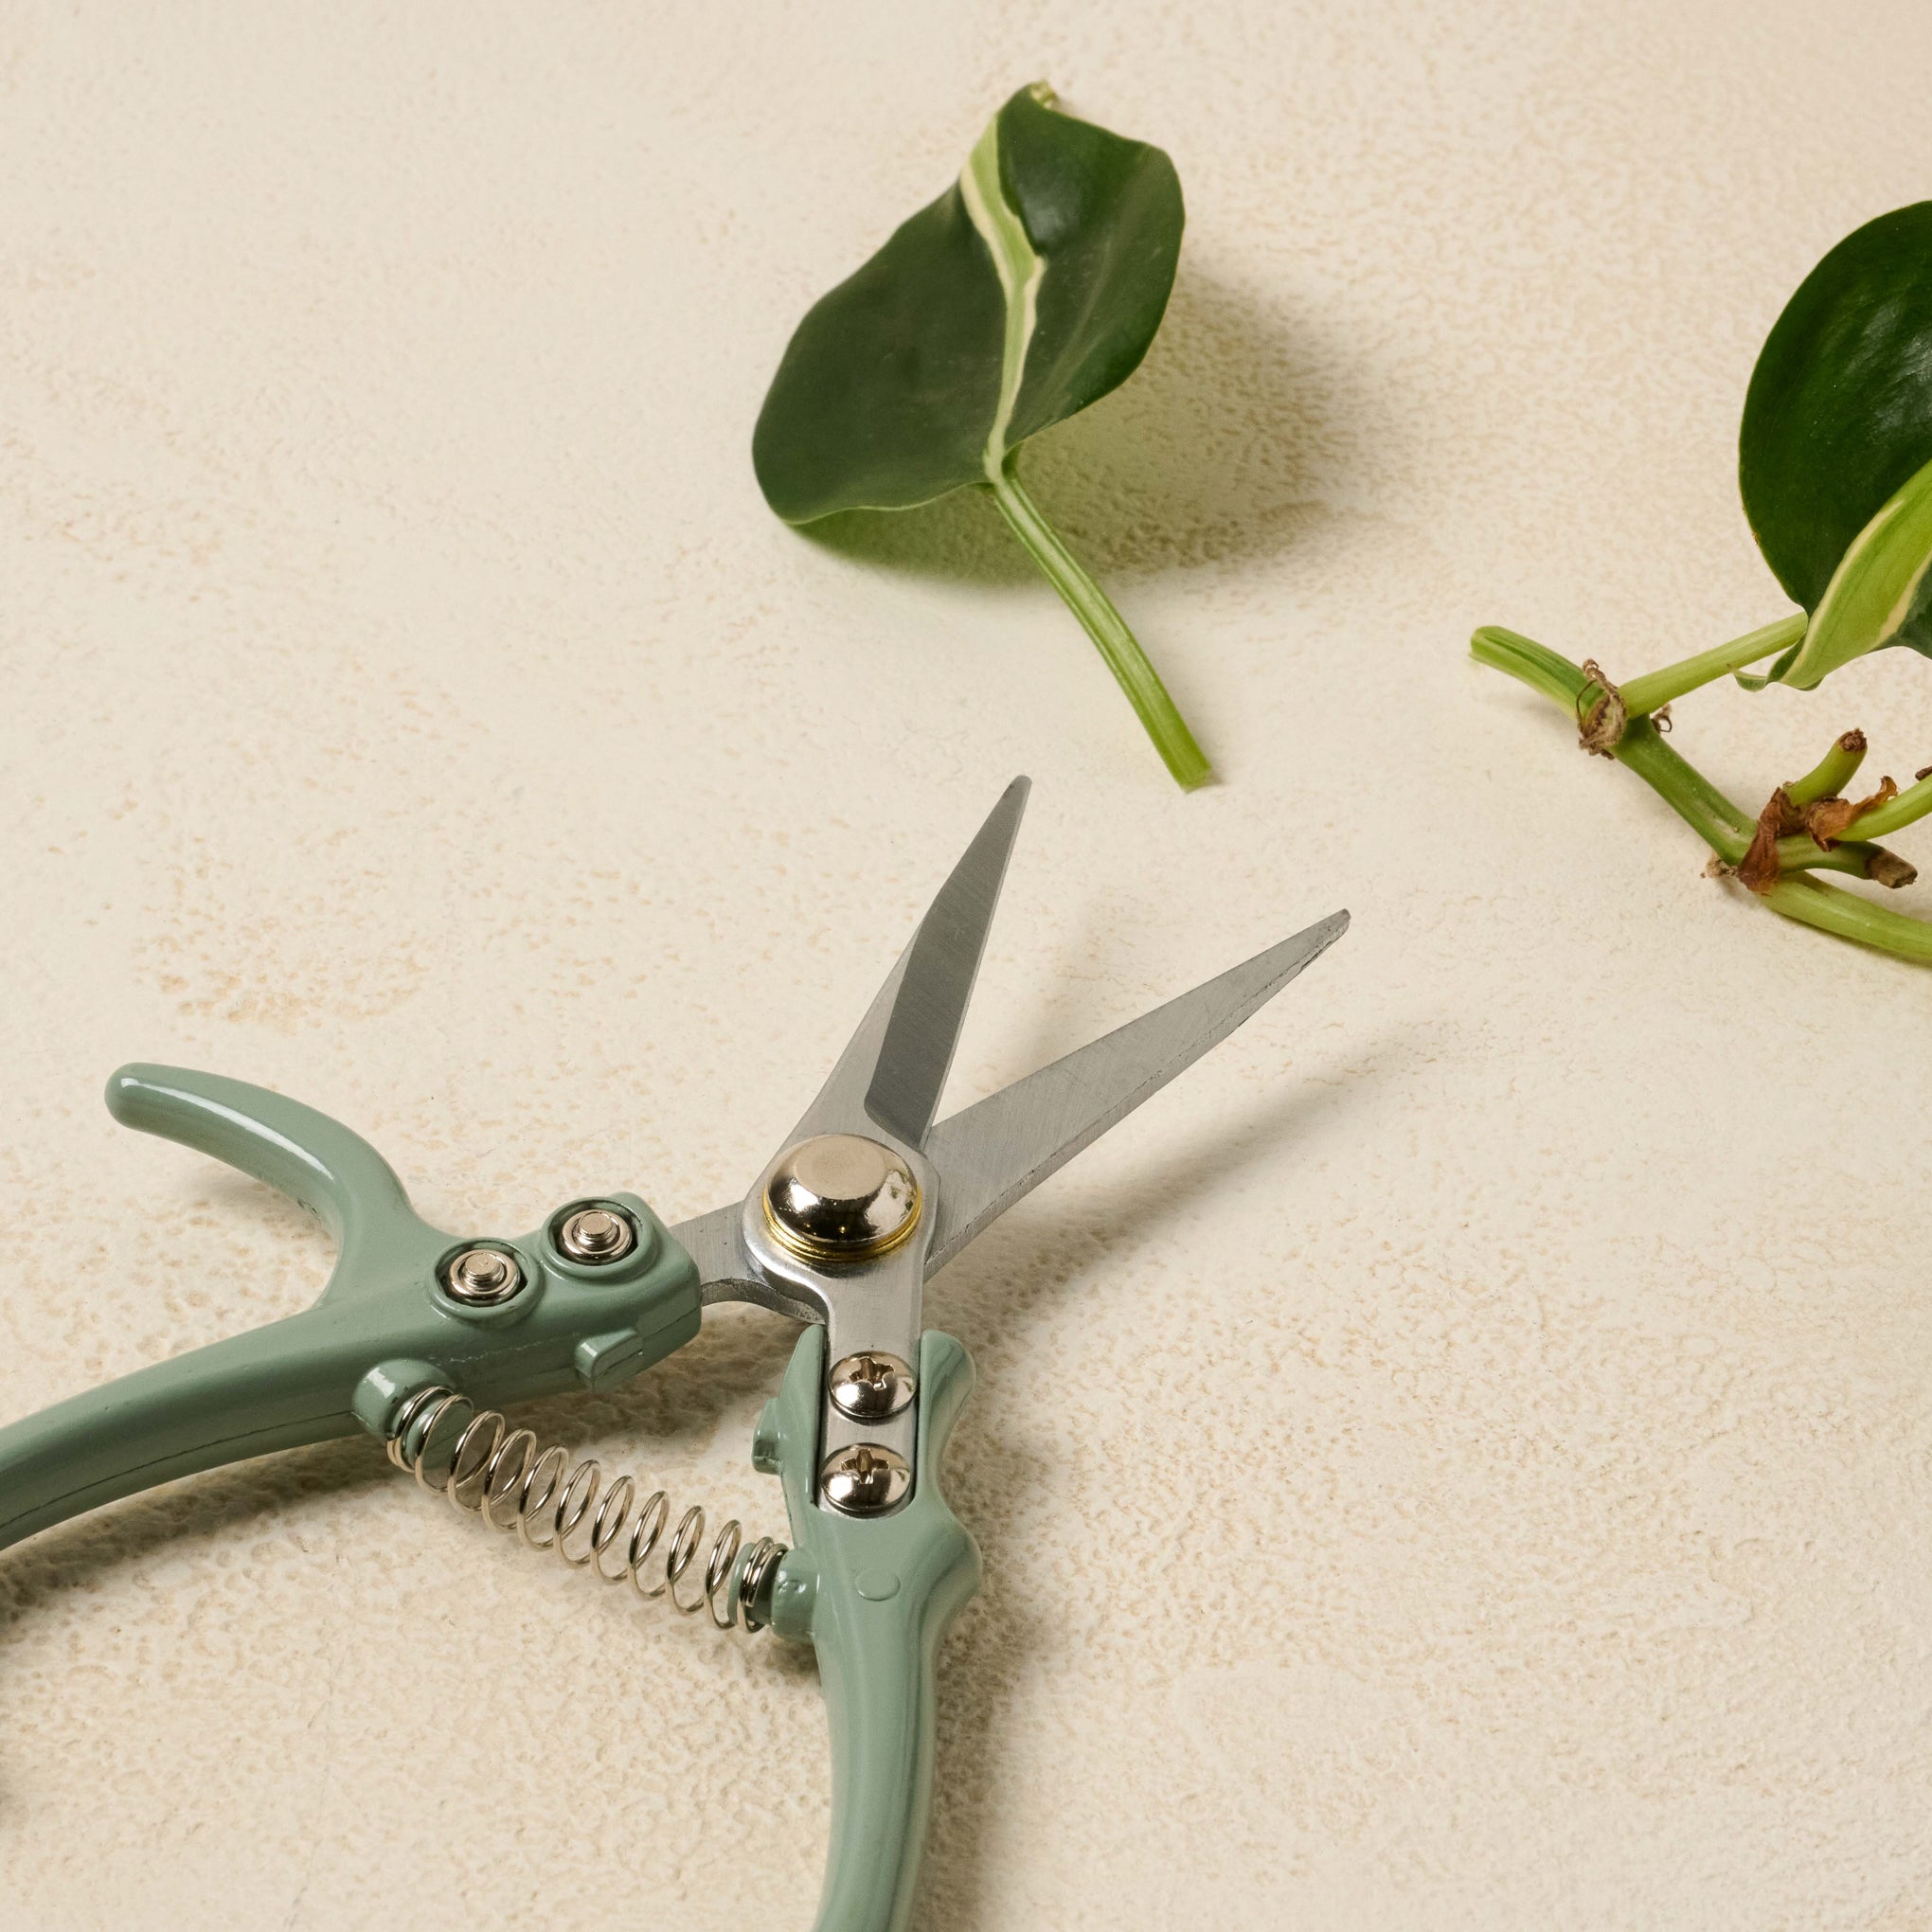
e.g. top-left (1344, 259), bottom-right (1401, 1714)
top-left (958, 116), bottom-right (1043, 484)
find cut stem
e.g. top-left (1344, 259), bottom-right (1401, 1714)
top-left (1773, 834), bottom-right (1916, 886)
top-left (1619, 612), bottom-right (1806, 718)
top-left (987, 459), bottom-right (1211, 790)
top-left (1471, 624), bottom-right (1932, 959)
top-left (1786, 731), bottom-right (1868, 808)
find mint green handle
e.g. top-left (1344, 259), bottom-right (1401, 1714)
top-left (757, 1326), bottom-right (981, 1932)
top-left (0, 1064), bottom-right (701, 1552)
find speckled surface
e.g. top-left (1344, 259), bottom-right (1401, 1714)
top-left (5, 3), bottom-right (1932, 1926)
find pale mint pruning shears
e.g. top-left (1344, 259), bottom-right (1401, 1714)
top-left (0, 779), bottom-right (1345, 1932)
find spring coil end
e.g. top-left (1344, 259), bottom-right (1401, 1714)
top-left (387, 1386), bottom-right (786, 1634)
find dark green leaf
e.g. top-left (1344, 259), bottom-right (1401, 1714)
top-left (1740, 203), bottom-right (1932, 685)
top-left (750, 86), bottom-right (1209, 789)
top-left (750, 184), bottom-right (1005, 523)
top-left (752, 85), bottom-right (1183, 522)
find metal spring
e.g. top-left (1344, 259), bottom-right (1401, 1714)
top-left (385, 1385), bottom-right (786, 1633)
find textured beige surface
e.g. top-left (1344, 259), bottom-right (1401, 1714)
top-left (6, 2), bottom-right (1932, 1925)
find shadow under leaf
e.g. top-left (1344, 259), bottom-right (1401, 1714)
top-left (799, 269), bottom-right (1353, 589)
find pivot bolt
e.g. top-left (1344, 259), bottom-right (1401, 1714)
top-left (820, 1442), bottom-right (912, 1515)
top-left (764, 1135), bottom-right (921, 1262)
top-left (556, 1204), bottom-right (637, 1265)
top-left (829, 1350), bottom-right (917, 1422)
top-left (443, 1246), bottom-right (524, 1306)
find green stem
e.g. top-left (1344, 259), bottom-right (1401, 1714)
top-left (1619, 611), bottom-right (1806, 717)
top-left (1759, 874), bottom-right (1932, 957)
top-left (1841, 769), bottom-right (1932, 841)
top-left (1471, 624), bottom-right (1932, 959)
top-left (1773, 835), bottom-right (1913, 885)
top-left (1472, 627), bottom-right (1751, 858)
top-left (1785, 731), bottom-right (1867, 808)
top-left (986, 459), bottom-right (1211, 790)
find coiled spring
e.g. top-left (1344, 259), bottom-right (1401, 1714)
top-left (385, 1386), bottom-right (787, 1633)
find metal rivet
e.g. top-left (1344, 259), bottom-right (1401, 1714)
top-left (764, 1135), bottom-right (921, 1261)
top-left (819, 1442), bottom-right (912, 1516)
top-left (556, 1205), bottom-right (636, 1265)
top-left (444, 1246), bottom-right (524, 1306)
top-left (828, 1350), bottom-right (917, 1422)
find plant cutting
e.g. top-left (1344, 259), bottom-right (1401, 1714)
top-left (754, 83), bottom-right (1209, 789)
top-left (1474, 203), bottom-right (1932, 959)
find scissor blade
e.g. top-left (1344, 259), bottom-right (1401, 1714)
top-left (922, 910), bottom-right (1349, 1273)
top-left (670, 1199), bottom-right (825, 1317)
top-left (785, 778), bottom-right (1029, 1152)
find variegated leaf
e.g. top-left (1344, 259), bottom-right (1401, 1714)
top-left (1769, 453), bottom-right (1932, 689)
top-left (752, 84), bottom-right (1183, 522)
top-left (1739, 202), bottom-right (1932, 688)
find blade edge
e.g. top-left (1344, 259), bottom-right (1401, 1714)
top-left (922, 910), bottom-right (1349, 1273)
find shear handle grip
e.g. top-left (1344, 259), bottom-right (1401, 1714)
top-left (0, 1069), bottom-right (448, 1554)
top-left (1, 1065), bottom-right (707, 1558)
top-left (107, 1064), bottom-right (423, 1274)
top-left (765, 1327), bottom-right (981, 1932)
top-left (0, 1306), bottom-right (378, 1555)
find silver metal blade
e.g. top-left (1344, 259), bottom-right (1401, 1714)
top-left (670, 1200), bottom-right (823, 1318)
top-left (784, 777), bottom-right (1029, 1152)
top-left (921, 909), bottom-right (1350, 1273)
top-left (668, 1199), bottom-right (753, 1296)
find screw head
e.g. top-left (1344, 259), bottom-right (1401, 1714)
top-left (764, 1135), bottom-right (921, 1262)
top-left (556, 1205), bottom-right (637, 1265)
top-left (828, 1350), bottom-right (917, 1422)
top-left (443, 1245), bottom-right (524, 1306)
top-left (820, 1441), bottom-right (913, 1515)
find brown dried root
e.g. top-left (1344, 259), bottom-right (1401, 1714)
top-left (1575, 660), bottom-right (1627, 757)
top-left (1738, 778), bottom-right (1911, 894)
top-left (1737, 788), bottom-right (1802, 893)
top-left (1802, 777), bottom-right (1898, 848)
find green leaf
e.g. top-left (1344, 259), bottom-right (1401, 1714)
top-left (753, 85), bottom-right (1209, 789)
top-left (753, 83), bottom-right (1183, 519)
top-left (1766, 452), bottom-right (1932, 689)
top-left (1739, 202), bottom-right (1932, 684)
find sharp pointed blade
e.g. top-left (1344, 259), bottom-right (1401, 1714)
top-left (785, 778), bottom-right (1029, 1152)
top-left (922, 910), bottom-right (1349, 1273)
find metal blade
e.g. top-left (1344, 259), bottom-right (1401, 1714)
top-left (921, 909), bottom-right (1349, 1272)
top-left (784, 777), bottom-right (1029, 1152)
top-left (670, 1200), bottom-right (824, 1318)
top-left (669, 1200), bottom-right (755, 1297)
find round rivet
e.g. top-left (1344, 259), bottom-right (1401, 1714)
top-left (819, 1442), bottom-right (912, 1516)
top-left (443, 1245), bottom-right (524, 1306)
top-left (854, 1569), bottom-right (902, 1601)
top-left (829, 1350), bottom-right (917, 1422)
top-left (556, 1204), bottom-right (637, 1265)
top-left (764, 1135), bottom-right (921, 1261)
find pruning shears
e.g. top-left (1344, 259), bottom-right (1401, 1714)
top-left (0, 779), bottom-right (1346, 1931)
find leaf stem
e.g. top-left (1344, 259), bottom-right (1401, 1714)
top-left (1619, 612), bottom-right (1807, 717)
top-left (986, 459), bottom-right (1211, 789)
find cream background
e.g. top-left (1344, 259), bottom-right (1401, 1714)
top-left (4, 2), bottom-right (1932, 1926)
